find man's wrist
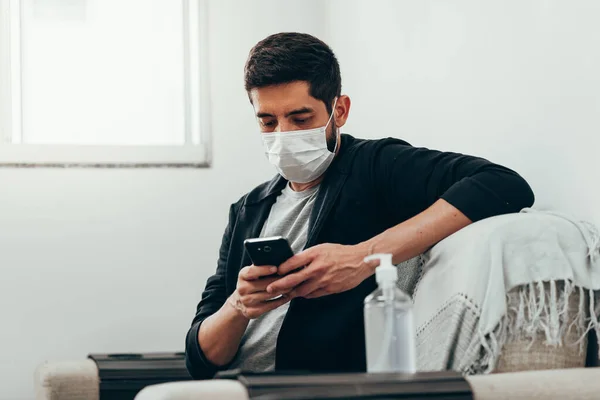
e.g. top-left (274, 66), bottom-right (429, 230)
top-left (354, 240), bottom-right (377, 275)
top-left (226, 292), bottom-right (250, 323)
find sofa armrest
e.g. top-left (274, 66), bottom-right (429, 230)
top-left (135, 380), bottom-right (248, 400)
top-left (34, 360), bottom-right (99, 400)
top-left (135, 368), bottom-right (600, 400)
top-left (467, 367), bottom-right (600, 399)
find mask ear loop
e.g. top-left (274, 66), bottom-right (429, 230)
top-left (326, 97), bottom-right (340, 153)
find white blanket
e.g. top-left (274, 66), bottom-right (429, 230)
top-left (412, 209), bottom-right (600, 373)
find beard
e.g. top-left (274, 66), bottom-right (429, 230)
top-left (326, 119), bottom-right (338, 152)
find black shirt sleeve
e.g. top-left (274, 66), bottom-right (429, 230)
top-left (368, 139), bottom-right (535, 222)
top-left (185, 203), bottom-right (237, 379)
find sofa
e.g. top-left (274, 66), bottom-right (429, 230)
top-left (35, 362), bottom-right (600, 400)
top-left (131, 368), bottom-right (600, 400)
top-left (34, 282), bottom-right (600, 400)
top-left (35, 211), bottom-right (600, 399)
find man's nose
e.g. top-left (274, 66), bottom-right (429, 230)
top-left (275, 121), bottom-right (295, 133)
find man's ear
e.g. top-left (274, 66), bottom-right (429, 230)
top-left (334, 95), bottom-right (351, 128)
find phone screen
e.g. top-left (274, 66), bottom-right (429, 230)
top-left (244, 236), bottom-right (294, 267)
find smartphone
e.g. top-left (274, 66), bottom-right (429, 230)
top-left (244, 236), bottom-right (294, 267)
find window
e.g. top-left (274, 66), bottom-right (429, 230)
top-left (0, 0), bottom-right (210, 167)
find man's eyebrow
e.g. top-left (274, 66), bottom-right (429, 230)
top-left (285, 107), bottom-right (314, 117)
top-left (256, 107), bottom-right (315, 118)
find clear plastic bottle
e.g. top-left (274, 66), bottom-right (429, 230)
top-left (364, 253), bottom-right (416, 373)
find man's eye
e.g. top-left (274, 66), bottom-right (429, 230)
top-left (262, 120), bottom-right (275, 127)
top-left (294, 118), bottom-right (309, 124)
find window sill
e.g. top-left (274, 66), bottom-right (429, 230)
top-left (0, 144), bottom-right (211, 168)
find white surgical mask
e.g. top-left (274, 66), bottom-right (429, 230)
top-left (261, 99), bottom-right (339, 184)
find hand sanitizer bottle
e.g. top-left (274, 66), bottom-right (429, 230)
top-left (364, 253), bottom-right (416, 373)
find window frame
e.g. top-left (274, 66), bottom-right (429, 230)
top-left (0, 0), bottom-right (211, 168)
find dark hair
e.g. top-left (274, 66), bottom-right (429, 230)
top-left (244, 32), bottom-right (341, 113)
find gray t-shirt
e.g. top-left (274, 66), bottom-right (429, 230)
top-left (229, 183), bottom-right (319, 371)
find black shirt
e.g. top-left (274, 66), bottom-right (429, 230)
top-left (185, 134), bottom-right (535, 379)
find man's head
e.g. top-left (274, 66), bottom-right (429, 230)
top-left (244, 32), bottom-right (350, 151)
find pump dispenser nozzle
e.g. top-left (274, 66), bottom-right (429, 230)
top-left (365, 253), bottom-right (396, 288)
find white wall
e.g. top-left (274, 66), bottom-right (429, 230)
top-left (3, 1), bottom-right (600, 398)
top-left (325, 0), bottom-right (600, 226)
top-left (0, 1), bottom-right (325, 399)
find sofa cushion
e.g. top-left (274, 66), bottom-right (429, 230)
top-left (34, 360), bottom-right (99, 400)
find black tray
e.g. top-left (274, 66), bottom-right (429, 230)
top-left (88, 352), bottom-right (192, 400)
top-left (216, 369), bottom-right (473, 400)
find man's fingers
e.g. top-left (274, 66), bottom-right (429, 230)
top-left (260, 294), bottom-right (291, 312)
top-left (243, 294), bottom-right (291, 319)
top-left (289, 279), bottom-right (321, 299)
top-left (278, 250), bottom-right (314, 275)
top-left (245, 294), bottom-right (290, 318)
top-left (242, 291), bottom-right (286, 306)
top-left (304, 289), bottom-right (329, 299)
top-left (240, 265), bottom-right (277, 281)
top-left (267, 268), bottom-right (311, 293)
top-left (245, 275), bottom-right (284, 294)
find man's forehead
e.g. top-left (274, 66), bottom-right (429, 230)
top-left (254, 103), bottom-right (316, 118)
top-left (250, 83), bottom-right (323, 116)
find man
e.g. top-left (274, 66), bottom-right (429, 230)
top-left (185, 32), bottom-right (534, 379)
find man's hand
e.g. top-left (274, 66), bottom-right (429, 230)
top-left (228, 265), bottom-right (291, 319)
top-left (266, 243), bottom-right (373, 299)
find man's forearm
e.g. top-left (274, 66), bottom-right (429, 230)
top-left (198, 297), bottom-right (249, 367)
top-left (266, 199), bottom-right (473, 300)
top-left (361, 199), bottom-right (472, 265)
